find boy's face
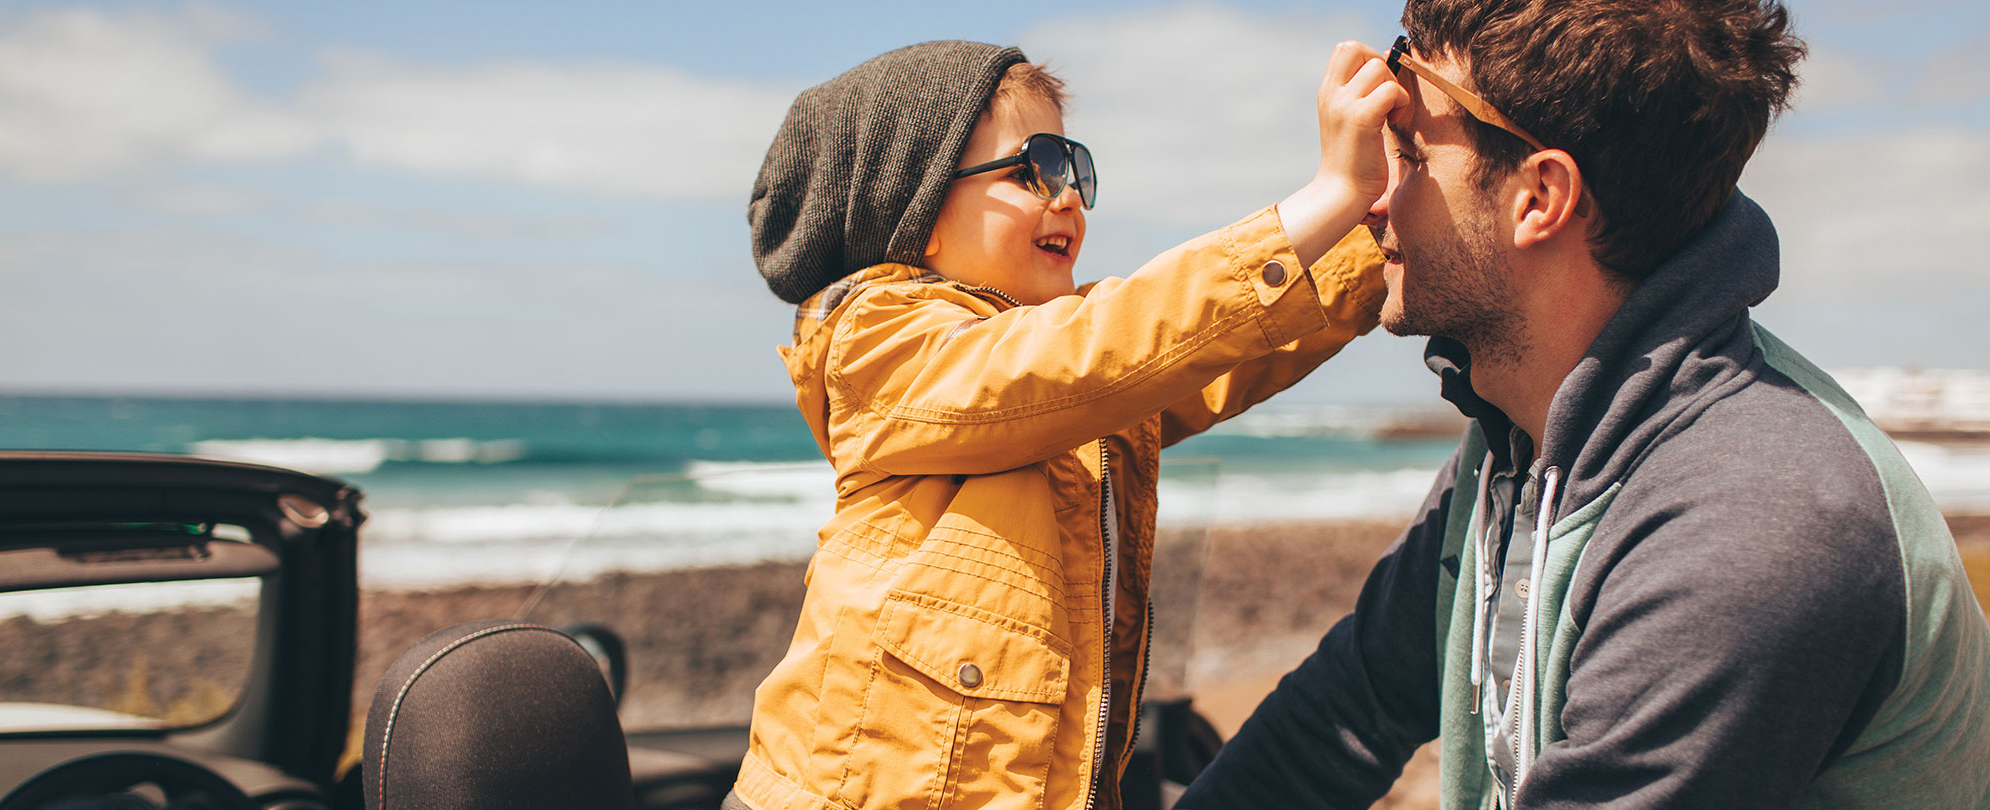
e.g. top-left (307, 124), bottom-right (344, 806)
top-left (925, 95), bottom-right (1085, 306)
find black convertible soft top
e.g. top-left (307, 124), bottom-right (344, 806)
top-left (0, 451), bottom-right (364, 790)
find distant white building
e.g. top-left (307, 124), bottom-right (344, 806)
top-left (1831, 368), bottom-right (1990, 440)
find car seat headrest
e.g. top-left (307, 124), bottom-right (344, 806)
top-left (362, 619), bottom-right (635, 810)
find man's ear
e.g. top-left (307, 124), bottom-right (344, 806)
top-left (1510, 150), bottom-right (1587, 250)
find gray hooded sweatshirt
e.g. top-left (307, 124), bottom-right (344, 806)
top-left (1178, 192), bottom-right (1990, 809)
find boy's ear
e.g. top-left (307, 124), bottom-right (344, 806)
top-left (924, 233), bottom-right (942, 260)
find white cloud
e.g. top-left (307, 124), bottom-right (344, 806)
top-left (0, 4), bottom-right (798, 199)
top-left (0, 226), bottom-right (794, 399)
top-left (300, 199), bottom-right (614, 239)
top-left (0, 5), bottom-right (311, 180)
top-left (1790, 45), bottom-right (1885, 111)
top-left (130, 184), bottom-right (269, 216)
top-left (1741, 127), bottom-right (1990, 291)
top-left (0, 2), bottom-right (1381, 209)
top-left (1918, 29), bottom-right (1990, 104)
top-left (1021, 4), bottom-right (1386, 225)
top-left (299, 51), bottom-right (798, 199)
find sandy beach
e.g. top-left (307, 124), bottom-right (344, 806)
top-left (7, 513), bottom-right (1988, 809)
top-left (349, 512), bottom-right (1990, 808)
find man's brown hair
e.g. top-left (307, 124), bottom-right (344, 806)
top-left (1404, 0), bottom-right (1806, 281)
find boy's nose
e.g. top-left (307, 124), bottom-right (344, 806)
top-left (1048, 182), bottom-right (1083, 212)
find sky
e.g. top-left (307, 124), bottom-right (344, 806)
top-left (1, 0), bottom-right (1985, 405)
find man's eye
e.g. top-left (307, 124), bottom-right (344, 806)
top-left (1395, 149), bottom-right (1424, 167)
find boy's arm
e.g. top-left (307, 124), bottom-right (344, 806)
top-left (1157, 227), bottom-right (1384, 447)
top-left (834, 43), bottom-right (1408, 476)
top-left (834, 206), bottom-right (1341, 476)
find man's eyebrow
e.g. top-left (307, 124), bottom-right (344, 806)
top-left (1387, 121), bottom-right (1420, 152)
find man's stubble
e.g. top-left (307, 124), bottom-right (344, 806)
top-left (1372, 205), bottom-right (1527, 367)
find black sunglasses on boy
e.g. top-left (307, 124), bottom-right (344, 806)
top-left (953, 132), bottom-right (1097, 209)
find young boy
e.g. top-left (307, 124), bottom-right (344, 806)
top-left (733, 40), bottom-right (1405, 810)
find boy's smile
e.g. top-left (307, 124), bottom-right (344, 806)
top-left (925, 95), bottom-right (1085, 306)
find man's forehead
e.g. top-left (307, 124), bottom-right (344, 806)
top-left (1392, 65), bottom-right (1469, 148)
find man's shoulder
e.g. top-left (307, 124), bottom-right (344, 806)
top-left (1553, 343), bottom-right (1944, 654)
top-left (1619, 330), bottom-right (1900, 526)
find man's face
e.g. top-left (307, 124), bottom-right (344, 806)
top-left (1368, 54), bottom-right (1522, 357)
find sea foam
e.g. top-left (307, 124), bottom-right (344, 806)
top-left (188, 437), bottom-right (528, 474)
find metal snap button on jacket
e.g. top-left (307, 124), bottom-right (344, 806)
top-left (957, 662), bottom-right (983, 688)
top-left (1261, 259), bottom-right (1287, 286)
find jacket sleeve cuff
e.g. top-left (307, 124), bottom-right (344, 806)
top-left (1307, 226), bottom-right (1387, 337)
top-left (1220, 206), bottom-right (1332, 348)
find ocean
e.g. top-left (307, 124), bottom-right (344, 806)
top-left (0, 395), bottom-right (1460, 591)
top-left (6, 393), bottom-right (1987, 594)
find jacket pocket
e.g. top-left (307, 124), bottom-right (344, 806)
top-left (838, 590), bottom-right (1071, 810)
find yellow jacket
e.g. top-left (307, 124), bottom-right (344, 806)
top-left (735, 207), bottom-right (1385, 810)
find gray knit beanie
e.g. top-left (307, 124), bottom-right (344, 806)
top-left (749, 41), bottom-right (1027, 304)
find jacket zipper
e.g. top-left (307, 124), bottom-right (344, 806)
top-left (956, 282), bottom-right (1125, 805)
top-left (1123, 599), bottom-right (1155, 783)
top-left (1509, 465), bottom-right (1561, 805)
top-left (952, 283), bottom-right (1024, 309)
top-left (1087, 438), bottom-right (1114, 810)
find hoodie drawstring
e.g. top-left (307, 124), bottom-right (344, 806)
top-left (1468, 456), bottom-right (1496, 714)
top-left (1512, 465), bottom-right (1562, 799)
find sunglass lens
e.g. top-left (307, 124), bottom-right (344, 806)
top-left (1070, 142), bottom-right (1096, 209)
top-left (1025, 134), bottom-right (1070, 200)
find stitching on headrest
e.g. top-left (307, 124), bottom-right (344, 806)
top-left (373, 622), bottom-right (557, 810)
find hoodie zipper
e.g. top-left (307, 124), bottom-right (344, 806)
top-left (1509, 465), bottom-right (1562, 805)
top-left (1087, 438), bottom-right (1115, 810)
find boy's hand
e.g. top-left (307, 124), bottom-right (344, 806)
top-left (1316, 40), bottom-right (1410, 210)
top-left (1278, 41), bottom-right (1411, 267)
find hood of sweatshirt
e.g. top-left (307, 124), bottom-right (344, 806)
top-left (1425, 190), bottom-right (1781, 516)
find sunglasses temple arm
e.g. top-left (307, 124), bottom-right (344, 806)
top-left (954, 153), bottom-right (1029, 179)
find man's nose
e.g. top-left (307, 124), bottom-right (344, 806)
top-left (1361, 189), bottom-right (1390, 229)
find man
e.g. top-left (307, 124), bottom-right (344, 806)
top-left (1178, 0), bottom-right (1990, 807)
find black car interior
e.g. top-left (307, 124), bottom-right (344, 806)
top-left (0, 453), bottom-right (1213, 809)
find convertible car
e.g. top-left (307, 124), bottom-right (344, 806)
top-left (0, 452), bottom-right (1219, 809)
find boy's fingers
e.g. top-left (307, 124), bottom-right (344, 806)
top-left (1386, 83), bottom-right (1415, 128)
top-left (1325, 40), bottom-right (1390, 88)
top-left (1324, 41), bottom-right (1366, 87)
top-left (1343, 58), bottom-right (1403, 124)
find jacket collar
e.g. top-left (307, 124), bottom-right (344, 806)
top-left (791, 263), bottom-right (946, 345)
top-left (1428, 190), bottom-right (1781, 510)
